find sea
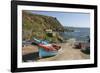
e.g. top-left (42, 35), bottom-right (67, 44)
top-left (60, 27), bottom-right (90, 42)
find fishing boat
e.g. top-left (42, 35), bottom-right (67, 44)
top-left (81, 42), bottom-right (90, 54)
top-left (74, 38), bottom-right (90, 54)
top-left (38, 44), bottom-right (61, 51)
top-left (31, 38), bottom-right (61, 58)
top-left (39, 47), bottom-right (58, 58)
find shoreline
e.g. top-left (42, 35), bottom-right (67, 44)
top-left (22, 38), bottom-right (90, 62)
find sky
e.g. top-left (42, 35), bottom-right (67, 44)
top-left (26, 10), bottom-right (90, 28)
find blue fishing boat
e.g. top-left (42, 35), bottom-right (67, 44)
top-left (32, 38), bottom-right (60, 58)
top-left (39, 47), bottom-right (57, 58)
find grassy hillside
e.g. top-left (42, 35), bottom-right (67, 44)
top-left (22, 11), bottom-right (64, 42)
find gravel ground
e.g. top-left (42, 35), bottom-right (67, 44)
top-left (22, 39), bottom-right (90, 62)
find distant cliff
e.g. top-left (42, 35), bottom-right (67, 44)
top-left (22, 11), bottom-right (64, 41)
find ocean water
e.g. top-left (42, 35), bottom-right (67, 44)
top-left (60, 28), bottom-right (90, 42)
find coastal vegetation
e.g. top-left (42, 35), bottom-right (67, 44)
top-left (22, 11), bottom-right (66, 43)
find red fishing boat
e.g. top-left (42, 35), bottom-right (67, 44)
top-left (38, 44), bottom-right (61, 51)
